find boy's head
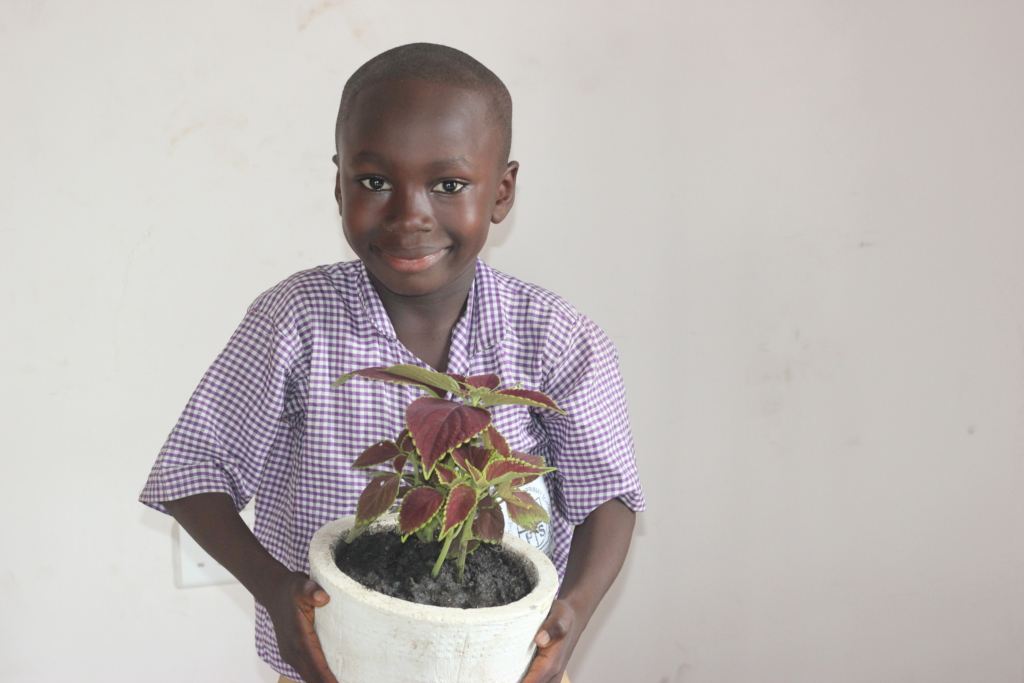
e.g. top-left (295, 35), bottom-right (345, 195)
top-left (334, 44), bottom-right (518, 300)
top-left (337, 43), bottom-right (512, 163)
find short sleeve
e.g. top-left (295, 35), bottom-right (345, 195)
top-left (539, 316), bottom-right (645, 525)
top-left (139, 307), bottom-right (303, 513)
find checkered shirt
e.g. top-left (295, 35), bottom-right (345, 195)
top-left (139, 259), bottom-right (645, 678)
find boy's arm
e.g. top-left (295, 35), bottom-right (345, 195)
top-left (522, 496), bottom-right (636, 683)
top-left (163, 492), bottom-right (339, 683)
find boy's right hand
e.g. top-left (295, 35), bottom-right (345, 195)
top-left (162, 494), bottom-right (339, 682)
top-left (259, 570), bottom-right (339, 683)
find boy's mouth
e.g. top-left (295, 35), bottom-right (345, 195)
top-left (377, 247), bottom-right (447, 274)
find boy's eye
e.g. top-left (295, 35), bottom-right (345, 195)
top-left (432, 180), bottom-right (466, 194)
top-left (359, 177), bottom-right (391, 191)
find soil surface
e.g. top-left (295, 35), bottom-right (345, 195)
top-left (334, 531), bottom-right (534, 608)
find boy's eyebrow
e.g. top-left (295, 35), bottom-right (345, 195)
top-left (424, 156), bottom-right (471, 173)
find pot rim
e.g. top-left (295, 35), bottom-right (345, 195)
top-left (310, 514), bottom-right (560, 624)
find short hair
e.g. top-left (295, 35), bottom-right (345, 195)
top-left (337, 43), bottom-right (513, 162)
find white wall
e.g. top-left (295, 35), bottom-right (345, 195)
top-left (2, 2), bottom-right (1022, 681)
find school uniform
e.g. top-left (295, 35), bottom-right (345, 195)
top-left (142, 259), bottom-right (643, 680)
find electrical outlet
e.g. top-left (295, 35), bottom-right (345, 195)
top-left (172, 504), bottom-right (256, 588)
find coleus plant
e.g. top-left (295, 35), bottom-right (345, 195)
top-left (332, 364), bottom-right (562, 580)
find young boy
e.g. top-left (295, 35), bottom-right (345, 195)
top-left (140, 43), bottom-right (644, 683)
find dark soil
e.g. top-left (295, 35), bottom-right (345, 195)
top-left (334, 531), bottom-right (534, 608)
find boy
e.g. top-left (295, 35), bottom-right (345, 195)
top-left (141, 43), bottom-right (644, 683)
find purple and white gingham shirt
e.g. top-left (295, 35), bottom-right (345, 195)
top-left (140, 259), bottom-right (644, 678)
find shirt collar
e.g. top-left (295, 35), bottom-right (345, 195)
top-left (354, 259), bottom-right (509, 364)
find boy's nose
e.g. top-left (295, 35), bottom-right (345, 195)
top-left (386, 188), bottom-right (433, 233)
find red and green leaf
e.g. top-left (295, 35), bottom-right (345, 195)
top-left (332, 366), bottom-right (446, 397)
top-left (376, 364), bottom-right (465, 396)
top-left (398, 486), bottom-right (445, 536)
top-left (483, 426), bottom-right (511, 458)
top-left (352, 440), bottom-right (401, 469)
top-left (510, 451), bottom-right (546, 484)
top-left (450, 445), bottom-right (492, 473)
top-left (396, 428), bottom-right (414, 453)
top-left (478, 389), bottom-right (564, 412)
top-left (406, 397), bottom-right (491, 476)
top-left (473, 495), bottom-right (505, 542)
top-left (393, 454), bottom-right (408, 473)
top-left (465, 374), bottom-right (501, 390)
top-left (483, 457), bottom-right (553, 487)
top-left (505, 490), bottom-right (550, 532)
top-left (354, 473), bottom-right (401, 526)
top-left (440, 484), bottom-right (478, 539)
top-left (434, 462), bottom-right (457, 484)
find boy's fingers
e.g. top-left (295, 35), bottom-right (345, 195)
top-left (535, 600), bottom-right (574, 646)
top-left (300, 578), bottom-right (331, 606)
top-left (291, 596), bottom-right (339, 683)
top-left (297, 631), bottom-right (340, 683)
top-left (521, 638), bottom-right (569, 683)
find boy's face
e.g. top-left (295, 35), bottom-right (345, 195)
top-left (335, 80), bottom-right (517, 299)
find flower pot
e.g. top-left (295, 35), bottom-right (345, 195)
top-left (309, 513), bottom-right (560, 683)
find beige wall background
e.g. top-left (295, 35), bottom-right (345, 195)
top-left (2, 1), bottom-right (1023, 681)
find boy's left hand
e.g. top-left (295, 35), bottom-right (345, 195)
top-left (520, 497), bottom-right (637, 683)
top-left (522, 599), bottom-right (580, 683)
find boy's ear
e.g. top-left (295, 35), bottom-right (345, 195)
top-left (490, 161), bottom-right (519, 224)
top-left (333, 154), bottom-right (342, 214)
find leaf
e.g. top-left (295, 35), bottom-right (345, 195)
top-left (434, 463), bottom-right (457, 484)
top-left (510, 451), bottom-right (545, 484)
top-left (393, 454), bottom-right (408, 473)
top-left (512, 451), bottom-right (546, 467)
top-left (332, 366), bottom-right (445, 398)
top-left (484, 426), bottom-right (511, 458)
top-left (375, 364), bottom-right (464, 396)
top-left (478, 389), bottom-right (564, 412)
top-left (483, 457), bottom-right (553, 487)
top-left (405, 397), bottom-right (491, 476)
top-left (465, 374), bottom-right (500, 390)
top-left (450, 446), bottom-right (492, 473)
top-left (396, 428), bottom-right (415, 453)
top-left (352, 440), bottom-right (401, 469)
top-left (354, 473), bottom-right (401, 526)
top-left (473, 496), bottom-right (505, 542)
top-left (441, 484), bottom-right (478, 539)
top-left (503, 488), bottom-right (533, 508)
top-left (505, 490), bottom-right (550, 532)
top-left (398, 487), bottom-right (445, 536)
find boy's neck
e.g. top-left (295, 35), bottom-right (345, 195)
top-left (366, 264), bottom-right (476, 372)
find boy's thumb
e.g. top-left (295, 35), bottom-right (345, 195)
top-left (536, 606), bottom-right (572, 647)
top-left (302, 579), bottom-right (330, 606)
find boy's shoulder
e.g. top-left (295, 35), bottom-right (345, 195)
top-left (246, 261), bottom-right (365, 320)
top-left (478, 261), bottom-right (606, 359)
top-left (483, 262), bottom-right (580, 322)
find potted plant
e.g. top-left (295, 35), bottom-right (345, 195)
top-left (308, 364), bottom-right (564, 683)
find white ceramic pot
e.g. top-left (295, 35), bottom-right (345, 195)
top-left (309, 514), bottom-right (559, 683)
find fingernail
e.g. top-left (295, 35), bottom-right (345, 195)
top-left (535, 630), bottom-right (551, 647)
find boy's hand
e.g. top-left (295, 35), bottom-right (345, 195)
top-left (260, 571), bottom-right (339, 683)
top-left (163, 494), bottom-right (340, 682)
top-left (522, 497), bottom-right (637, 683)
top-left (522, 599), bottom-right (581, 683)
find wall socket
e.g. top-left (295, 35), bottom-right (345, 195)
top-left (172, 504), bottom-right (256, 588)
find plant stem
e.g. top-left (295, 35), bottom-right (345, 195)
top-left (456, 517), bottom-right (474, 581)
top-left (432, 532), bottom-right (455, 578)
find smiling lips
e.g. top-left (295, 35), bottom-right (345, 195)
top-left (378, 248), bottom-right (447, 273)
